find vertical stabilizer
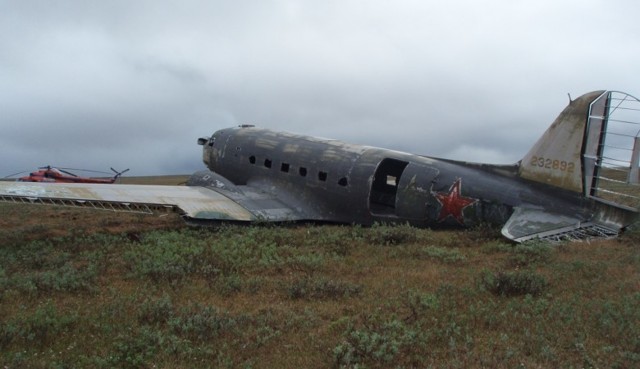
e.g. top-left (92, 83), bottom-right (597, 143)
top-left (519, 91), bottom-right (606, 193)
top-left (506, 90), bottom-right (640, 241)
top-left (520, 90), bottom-right (640, 210)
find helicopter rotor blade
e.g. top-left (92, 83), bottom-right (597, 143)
top-left (111, 168), bottom-right (130, 178)
top-left (35, 165), bottom-right (80, 177)
top-left (3, 170), bottom-right (30, 179)
top-left (59, 167), bottom-right (113, 176)
top-left (58, 169), bottom-right (79, 177)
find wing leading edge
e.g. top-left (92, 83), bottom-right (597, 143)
top-left (0, 180), bottom-right (325, 223)
top-left (0, 182), bottom-right (261, 221)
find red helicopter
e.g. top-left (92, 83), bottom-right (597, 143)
top-left (16, 166), bottom-right (130, 184)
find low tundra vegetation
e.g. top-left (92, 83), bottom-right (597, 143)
top-left (0, 203), bottom-right (638, 368)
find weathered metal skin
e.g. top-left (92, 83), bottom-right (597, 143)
top-left (191, 90), bottom-right (639, 241)
top-left (520, 90), bottom-right (605, 192)
top-left (198, 125), bottom-right (592, 230)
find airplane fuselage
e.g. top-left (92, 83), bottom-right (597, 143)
top-left (2, 90), bottom-right (637, 242)
top-left (198, 126), bottom-right (589, 229)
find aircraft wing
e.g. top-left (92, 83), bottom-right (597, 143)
top-left (501, 207), bottom-right (619, 242)
top-left (0, 181), bottom-right (319, 222)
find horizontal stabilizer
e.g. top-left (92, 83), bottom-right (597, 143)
top-left (501, 207), bottom-right (618, 243)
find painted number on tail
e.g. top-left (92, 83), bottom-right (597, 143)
top-left (529, 156), bottom-right (575, 173)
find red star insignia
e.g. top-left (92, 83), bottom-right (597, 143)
top-left (433, 178), bottom-right (477, 225)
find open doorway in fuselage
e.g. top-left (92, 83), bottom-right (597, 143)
top-left (369, 158), bottom-right (409, 215)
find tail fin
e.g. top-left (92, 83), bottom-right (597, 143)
top-left (519, 90), bottom-right (640, 210)
top-left (503, 90), bottom-right (640, 242)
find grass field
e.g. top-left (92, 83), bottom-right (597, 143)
top-left (0, 177), bottom-right (639, 368)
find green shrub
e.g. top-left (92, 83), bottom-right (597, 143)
top-left (246, 225), bottom-right (301, 247)
top-left (32, 263), bottom-right (98, 293)
top-left (333, 319), bottom-right (424, 367)
top-left (421, 246), bottom-right (466, 263)
top-left (481, 240), bottom-right (514, 254)
top-left (287, 277), bottom-right (362, 299)
top-left (365, 223), bottom-right (417, 245)
top-left (201, 233), bottom-right (275, 274)
top-left (285, 253), bottom-right (326, 275)
top-left (402, 290), bottom-right (440, 323)
top-left (480, 240), bottom-right (554, 267)
top-left (304, 226), bottom-right (362, 256)
top-left (464, 223), bottom-right (503, 242)
top-left (508, 241), bottom-right (553, 267)
top-left (137, 295), bottom-right (174, 325)
top-left (213, 274), bottom-right (243, 296)
top-left (0, 266), bottom-right (8, 298)
top-left (169, 305), bottom-right (238, 341)
top-left (0, 301), bottom-right (77, 348)
top-left (481, 270), bottom-right (549, 297)
top-left (124, 231), bottom-right (205, 283)
top-left (11, 240), bottom-right (60, 269)
top-left (595, 293), bottom-right (640, 342)
top-left (106, 326), bottom-right (164, 368)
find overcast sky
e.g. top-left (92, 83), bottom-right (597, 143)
top-left (1, 0), bottom-right (638, 177)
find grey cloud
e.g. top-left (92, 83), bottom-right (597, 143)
top-left (1, 0), bottom-right (639, 176)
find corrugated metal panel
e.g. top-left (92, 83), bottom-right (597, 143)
top-left (0, 182), bottom-right (255, 221)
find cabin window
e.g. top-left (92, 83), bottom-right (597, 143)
top-left (281, 163), bottom-right (290, 173)
top-left (249, 156), bottom-right (256, 164)
top-left (338, 177), bottom-right (348, 187)
top-left (264, 159), bottom-right (272, 168)
top-left (299, 167), bottom-right (307, 177)
top-left (318, 171), bottom-right (327, 181)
